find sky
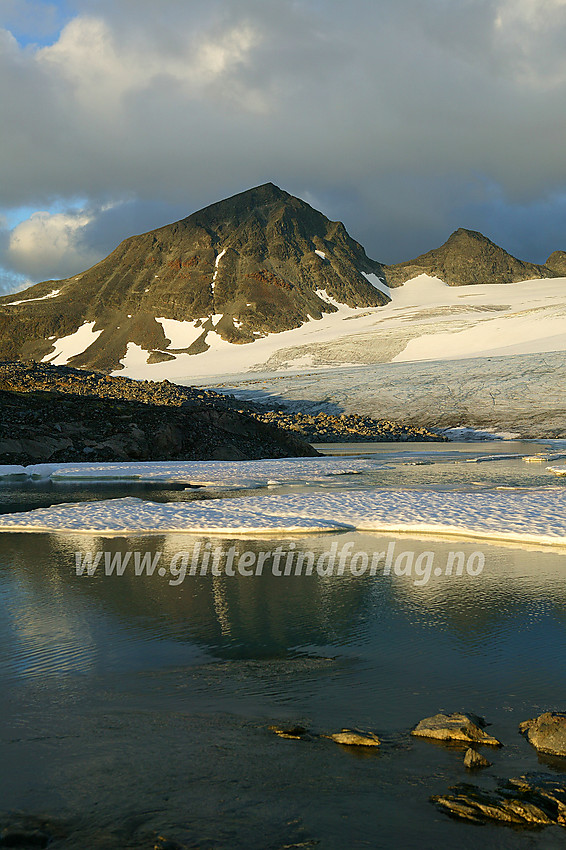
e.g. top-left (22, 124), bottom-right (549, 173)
top-left (1, 0), bottom-right (566, 294)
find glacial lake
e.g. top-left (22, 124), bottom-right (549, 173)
top-left (1, 441), bottom-right (566, 848)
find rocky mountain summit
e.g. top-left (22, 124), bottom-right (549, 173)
top-left (546, 250), bottom-right (566, 275)
top-left (0, 183), bottom-right (386, 372)
top-left (383, 227), bottom-right (560, 287)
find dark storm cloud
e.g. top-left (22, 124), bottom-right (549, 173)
top-left (1, 0), bottom-right (565, 288)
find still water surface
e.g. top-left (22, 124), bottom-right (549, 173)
top-left (0, 442), bottom-right (565, 848)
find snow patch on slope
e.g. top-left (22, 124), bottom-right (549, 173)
top-left (41, 321), bottom-right (103, 365)
top-left (7, 288), bottom-right (61, 306)
top-left (157, 318), bottom-right (204, 350)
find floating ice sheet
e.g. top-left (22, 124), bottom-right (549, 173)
top-left (1, 488), bottom-right (565, 544)
top-left (0, 458), bottom-right (382, 486)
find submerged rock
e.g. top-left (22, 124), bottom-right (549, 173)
top-left (519, 711), bottom-right (566, 757)
top-left (0, 828), bottom-right (51, 847)
top-left (269, 725), bottom-right (311, 740)
top-left (463, 747), bottom-right (492, 769)
top-left (325, 729), bottom-right (381, 747)
top-left (433, 773), bottom-right (566, 829)
top-left (411, 713), bottom-right (502, 747)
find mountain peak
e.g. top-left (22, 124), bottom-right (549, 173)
top-left (546, 250), bottom-right (566, 275)
top-left (447, 227), bottom-right (493, 243)
top-left (0, 183), bottom-right (386, 370)
top-left (385, 228), bottom-right (558, 287)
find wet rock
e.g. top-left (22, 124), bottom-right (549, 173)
top-left (269, 725), bottom-right (311, 740)
top-left (464, 747), bottom-right (492, 769)
top-left (508, 773), bottom-right (566, 822)
top-left (325, 729), bottom-right (380, 747)
top-left (519, 711), bottom-right (566, 757)
top-left (432, 773), bottom-right (566, 829)
top-left (411, 713), bottom-right (502, 747)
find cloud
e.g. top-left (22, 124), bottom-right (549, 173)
top-left (5, 207), bottom-right (102, 279)
top-left (0, 0), bottom-right (565, 282)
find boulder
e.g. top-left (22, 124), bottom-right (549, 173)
top-left (463, 747), bottom-right (492, 769)
top-left (325, 729), bottom-right (380, 747)
top-left (519, 711), bottom-right (566, 756)
top-left (411, 712), bottom-right (502, 746)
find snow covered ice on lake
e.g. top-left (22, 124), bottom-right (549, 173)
top-left (1, 487), bottom-right (566, 546)
top-left (0, 457), bottom-right (383, 487)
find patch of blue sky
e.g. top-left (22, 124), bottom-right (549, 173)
top-left (2, 197), bottom-right (90, 229)
top-left (1, 0), bottom-right (76, 48)
top-left (0, 266), bottom-right (32, 296)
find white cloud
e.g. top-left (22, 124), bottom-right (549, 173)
top-left (7, 208), bottom-right (101, 279)
top-left (493, 0), bottom-right (566, 88)
top-left (0, 0), bottom-right (565, 280)
top-left (36, 14), bottom-right (264, 114)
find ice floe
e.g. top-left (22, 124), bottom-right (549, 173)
top-left (0, 496), bottom-right (352, 535)
top-left (0, 458), bottom-right (382, 486)
top-left (1, 488), bottom-right (565, 544)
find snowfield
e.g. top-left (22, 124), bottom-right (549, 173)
top-left (41, 321), bottom-right (103, 366)
top-left (98, 273), bottom-right (566, 381)
top-left (208, 351), bottom-right (566, 439)
top-left (1, 489), bottom-right (565, 545)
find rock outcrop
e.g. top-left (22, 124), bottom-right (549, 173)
top-left (411, 713), bottom-right (502, 746)
top-left (0, 362), bottom-right (318, 464)
top-left (546, 250), bottom-right (566, 275)
top-left (433, 773), bottom-right (566, 828)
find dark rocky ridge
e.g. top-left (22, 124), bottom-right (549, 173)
top-left (383, 228), bottom-right (560, 287)
top-left (253, 409), bottom-right (445, 442)
top-left (0, 361), bottom-right (445, 463)
top-left (0, 183), bottom-right (386, 372)
top-left (0, 362), bottom-right (319, 464)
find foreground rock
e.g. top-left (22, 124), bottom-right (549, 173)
top-left (0, 360), bottom-right (444, 447)
top-left (519, 711), bottom-right (566, 757)
top-left (325, 729), bottom-right (381, 747)
top-left (0, 363), bottom-right (318, 464)
top-left (433, 773), bottom-right (566, 828)
top-left (464, 748), bottom-right (492, 769)
top-left (411, 713), bottom-right (502, 747)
